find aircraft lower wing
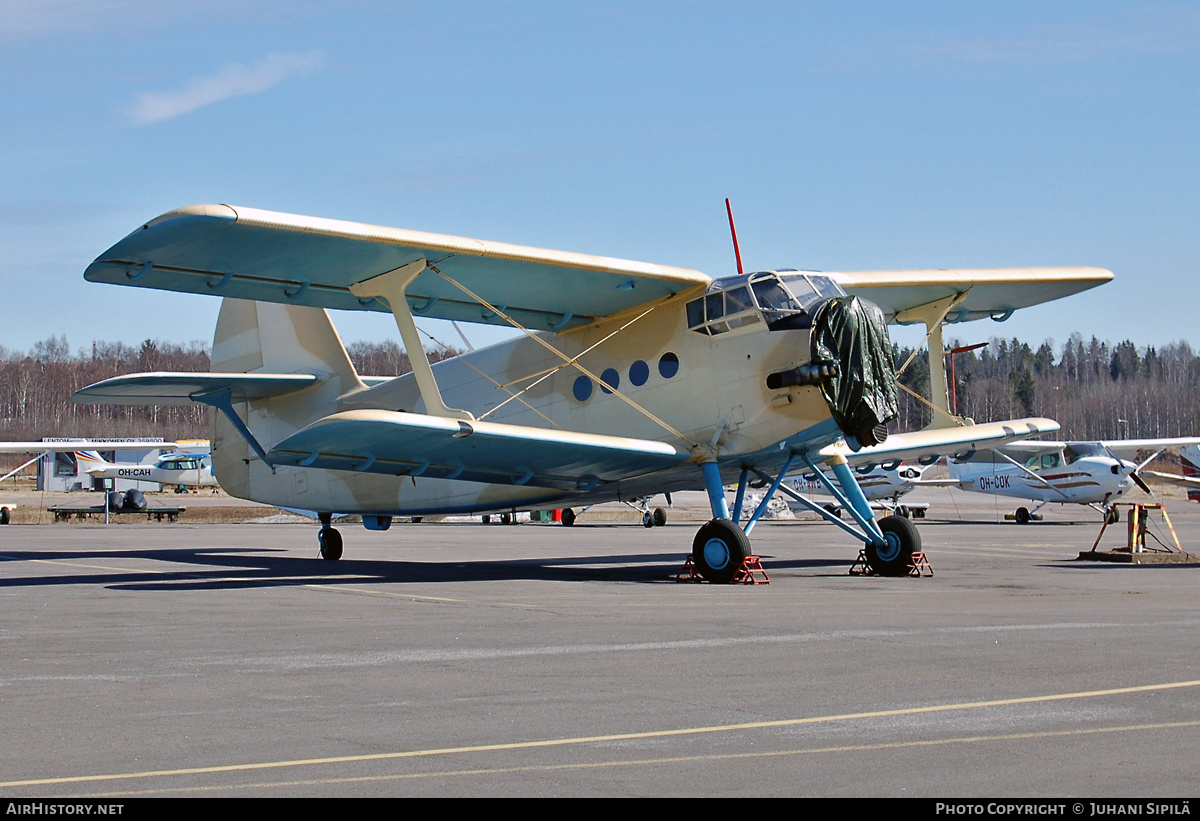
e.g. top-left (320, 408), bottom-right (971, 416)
top-left (267, 410), bottom-right (691, 491)
top-left (817, 418), bottom-right (1060, 466)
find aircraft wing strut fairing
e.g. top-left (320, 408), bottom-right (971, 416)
top-left (76, 204), bottom-right (1110, 578)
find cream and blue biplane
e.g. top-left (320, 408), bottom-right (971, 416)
top-left (74, 204), bottom-right (1110, 580)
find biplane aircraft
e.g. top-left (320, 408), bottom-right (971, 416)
top-left (950, 437), bottom-right (1200, 523)
top-left (73, 204), bottom-right (1111, 579)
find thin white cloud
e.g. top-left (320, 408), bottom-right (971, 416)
top-left (128, 50), bottom-right (324, 124)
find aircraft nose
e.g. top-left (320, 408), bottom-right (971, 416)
top-left (809, 295), bottom-right (900, 448)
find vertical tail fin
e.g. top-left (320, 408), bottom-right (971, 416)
top-left (210, 299), bottom-right (364, 495)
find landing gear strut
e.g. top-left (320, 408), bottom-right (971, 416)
top-left (318, 512), bottom-right (343, 561)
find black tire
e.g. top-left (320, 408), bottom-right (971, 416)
top-left (500, 512), bottom-right (512, 525)
top-left (864, 515), bottom-right (920, 576)
top-left (824, 503), bottom-right (843, 520)
top-left (318, 528), bottom-right (343, 561)
top-left (642, 511), bottom-right (654, 528)
top-left (0, 507), bottom-right (9, 525)
top-left (561, 508), bottom-right (576, 527)
top-left (896, 505), bottom-right (909, 519)
top-left (1015, 507), bottom-right (1031, 524)
top-left (411, 517), bottom-right (423, 524)
top-left (652, 507), bottom-right (667, 527)
top-left (482, 514), bottom-right (491, 524)
top-left (691, 519), bottom-right (751, 584)
top-left (1105, 507), bottom-right (1120, 525)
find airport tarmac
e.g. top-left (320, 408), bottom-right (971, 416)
top-left (1, 492), bottom-right (1198, 797)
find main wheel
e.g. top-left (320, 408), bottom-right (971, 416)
top-left (643, 511), bottom-right (654, 528)
top-left (561, 508), bottom-right (576, 527)
top-left (652, 507), bottom-right (668, 527)
top-left (864, 515), bottom-right (920, 577)
top-left (0, 507), bottom-right (9, 525)
top-left (691, 519), bottom-right (751, 584)
top-left (1015, 507), bottom-right (1031, 524)
top-left (1105, 507), bottom-right (1120, 525)
top-left (318, 527), bottom-right (343, 561)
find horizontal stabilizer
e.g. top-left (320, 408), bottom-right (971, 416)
top-left (819, 417), bottom-right (1060, 466)
top-left (72, 372), bottom-right (319, 406)
top-left (268, 410), bottom-right (690, 491)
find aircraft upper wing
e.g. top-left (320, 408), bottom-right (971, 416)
top-left (978, 436), bottom-right (1200, 459)
top-left (83, 205), bottom-right (711, 332)
top-left (267, 409), bottom-right (691, 492)
top-left (816, 418), bottom-right (1060, 466)
top-left (1142, 470), bottom-right (1200, 488)
top-left (831, 267), bottom-right (1112, 323)
top-left (0, 440), bottom-right (178, 453)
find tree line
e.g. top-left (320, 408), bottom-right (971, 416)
top-left (4, 332), bottom-right (1200, 473)
top-left (894, 333), bottom-right (1200, 440)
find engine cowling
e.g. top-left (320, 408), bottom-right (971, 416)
top-left (808, 295), bottom-right (899, 448)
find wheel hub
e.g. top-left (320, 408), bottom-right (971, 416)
top-left (703, 538), bottom-right (731, 570)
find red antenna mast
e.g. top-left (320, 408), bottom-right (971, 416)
top-left (725, 198), bottom-right (744, 275)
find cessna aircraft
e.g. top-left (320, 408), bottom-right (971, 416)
top-left (72, 204), bottom-right (1111, 580)
top-left (74, 449), bottom-right (216, 491)
top-left (947, 437), bottom-right (1200, 523)
top-left (783, 462), bottom-right (957, 518)
top-left (0, 439), bottom-right (178, 486)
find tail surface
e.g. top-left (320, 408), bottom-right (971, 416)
top-left (210, 299), bottom-right (364, 495)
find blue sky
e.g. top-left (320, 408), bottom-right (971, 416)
top-left (2, 1), bottom-right (1197, 357)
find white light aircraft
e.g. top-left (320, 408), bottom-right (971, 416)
top-left (72, 204), bottom-right (1110, 579)
top-left (947, 437), bottom-right (1200, 523)
top-left (784, 462), bottom-right (958, 519)
top-left (0, 439), bottom-right (178, 485)
top-left (74, 449), bottom-right (216, 491)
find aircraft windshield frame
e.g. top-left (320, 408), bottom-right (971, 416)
top-left (685, 271), bottom-right (844, 335)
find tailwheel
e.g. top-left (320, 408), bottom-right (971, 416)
top-left (318, 527), bottom-right (343, 561)
top-left (691, 518), bottom-right (751, 584)
top-left (864, 515), bottom-right (920, 576)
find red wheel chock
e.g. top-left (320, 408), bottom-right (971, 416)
top-left (849, 550), bottom-right (933, 577)
top-left (676, 555), bottom-right (770, 584)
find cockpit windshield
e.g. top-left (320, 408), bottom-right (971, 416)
top-left (1063, 443), bottom-right (1109, 465)
top-left (685, 271), bottom-right (845, 335)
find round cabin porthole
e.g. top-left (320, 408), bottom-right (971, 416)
top-left (629, 360), bottom-right (650, 387)
top-left (573, 375), bottom-right (593, 402)
top-left (658, 352), bottom-right (679, 379)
